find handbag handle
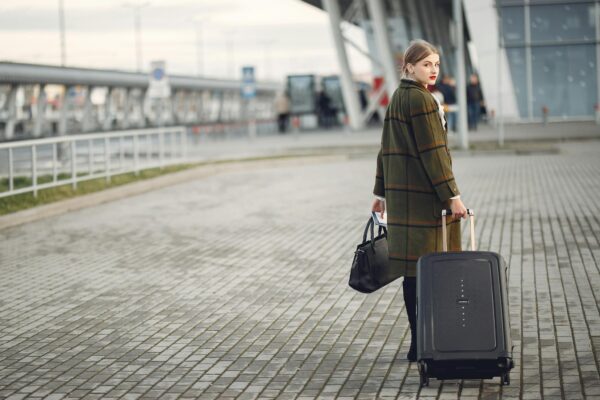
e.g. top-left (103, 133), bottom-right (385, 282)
top-left (363, 217), bottom-right (387, 244)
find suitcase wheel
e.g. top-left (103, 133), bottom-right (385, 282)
top-left (418, 361), bottom-right (429, 387)
top-left (501, 372), bottom-right (510, 386)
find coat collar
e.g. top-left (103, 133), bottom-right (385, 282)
top-left (400, 78), bottom-right (429, 92)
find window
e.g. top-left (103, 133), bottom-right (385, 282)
top-left (530, 3), bottom-right (596, 44)
top-left (531, 45), bottom-right (597, 117)
top-left (501, 6), bottom-right (525, 45)
top-left (505, 48), bottom-right (529, 117)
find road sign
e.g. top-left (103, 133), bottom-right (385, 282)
top-left (241, 66), bottom-right (256, 99)
top-left (148, 60), bottom-right (171, 99)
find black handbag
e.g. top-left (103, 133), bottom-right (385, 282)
top-left (349, 217), bottom-right (399, 293)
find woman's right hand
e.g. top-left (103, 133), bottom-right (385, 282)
top-left (371, 198), bottom-right (385, 217)
top-left (449, 197), bottom-right (467, 219)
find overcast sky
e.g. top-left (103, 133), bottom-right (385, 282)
top-left (0, 0), bottom-right (372, 82)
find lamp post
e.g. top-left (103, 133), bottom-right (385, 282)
top-left (123, 1), bottom-right (150, 73)
top-left (58, 0), bottom-right (66, 66)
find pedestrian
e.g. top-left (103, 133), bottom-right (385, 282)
top-left (371, 39), bottom-right (467, 362)
top-left (467, 74), bottom-right (483, 131)
top-left (275, 91), bottom-right (290, 133)
top-left (437, 75), bottom-right (457, 132)
top-left (317, 90), bottom-right (335, 128)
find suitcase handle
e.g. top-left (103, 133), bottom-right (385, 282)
top-left (441, 209), bottom-right (476, 252)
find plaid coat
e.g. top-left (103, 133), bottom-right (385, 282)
top-left (373, 79), bottom-right (462, 277)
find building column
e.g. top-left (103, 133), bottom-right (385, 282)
top-left (120, 88), bottom-right (131, 129)
top-left (4, 85), bottom-right (18, 140)
top-left (59, 85), bottom-right (73, 136)
top-left (82, 86), bottom-right (95, 132)
top-left (366, 0), bottom-right (400, 97)
top-left (596, 0), bottom-right (600, 123)
top-left (323, 0), bottom-right (364, 131)
top-left (33, 84), bottom-right (47, 137)
top-left (139, 88), bottom-right (149, 128)
top-left (454, 0), bottom-right (469, 149)
top-left (103, 87), bottom-right (114, 131)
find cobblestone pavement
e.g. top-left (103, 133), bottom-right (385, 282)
top-left (1, 140), bottom-right (600, 400)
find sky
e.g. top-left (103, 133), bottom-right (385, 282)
top-left (0, 0), bottom-right (372, 82)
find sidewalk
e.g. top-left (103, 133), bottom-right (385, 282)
top-left (187, 121), bottom-right (599, 161)
top-left (0, 124), bottom-right (599, 399)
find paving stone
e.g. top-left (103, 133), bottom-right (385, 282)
top-left (1, 141), bottom-right (600, 399)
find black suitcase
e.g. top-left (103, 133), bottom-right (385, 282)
top-left (416, 209), bottom-right (514, 387)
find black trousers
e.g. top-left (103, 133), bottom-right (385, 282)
top-left (403, 277), bottom-right (417, 336)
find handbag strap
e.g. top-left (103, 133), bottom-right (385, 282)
top-left (362, 217), bottom-right (387, 244)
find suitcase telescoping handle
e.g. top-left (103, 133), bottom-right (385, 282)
top-left (441, 209), bottom-right (476, 252)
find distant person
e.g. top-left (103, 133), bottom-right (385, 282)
top-left (371, 39), bottom-right (467, 362)
top-left (317, 91), bottom-right (335, 128)
top-left (467, 74), bottom-right (483, 131)
top-left (275, 91), bottom-right (290, 134)
top-left (437, 75), bottom-right (457, 132)
top-left (359, 87), bottom-right (368, 110)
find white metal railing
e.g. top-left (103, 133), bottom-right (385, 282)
top-left (0, 126), bottom-right (188, 199)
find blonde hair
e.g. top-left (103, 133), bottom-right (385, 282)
top-left (401, 39), bottom-right (440, 78)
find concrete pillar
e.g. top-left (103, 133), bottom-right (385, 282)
top-left (59, 85), bottom-right (73, 136)
top-left (4, 85), bottom-right (18, 140)
top-left (121, 88), bottom-right (131, 129)
top-left (103, 87), bottom-right (114, 131)
top-left (454, 0), bottom-right (469, 150)
top-left (404, 0), bottom-right (422, 40)
top-left (323, 0), bottom-right (364, 131)
top-left (596, 1), bottom-right (599, 123)
top-left (366, 0), bottom-right (400, 97)
top-left (82, 86), bottom-right (95, 132)
top-left (216, 91), bottom-right (225, 123)
top-left (33, 84), bottom-right (47, 137)
top-left (139, 88), bottom-right (149, 128)
top-left (193, 91), bottom-right (202, 123)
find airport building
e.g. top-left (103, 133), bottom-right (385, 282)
top-left (302, 0), bottom-right (600, 125)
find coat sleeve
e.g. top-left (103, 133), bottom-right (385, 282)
top-left (373, 147), bottom-right (385, 197)
top-left (409, 91), bottom-right (460, 202)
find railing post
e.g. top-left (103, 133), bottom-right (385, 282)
top-left (71, 140), bottom-right (77, 190)
top-left (181, 127), bottom-right (188, 162)
top-left (105, 137), bottom-right (111, 184)
top-left (119, 136), bottom-right (124, 171)
top-left (170, 131), bottom-right (175, 163)
top-left (146, 134), bottom-right (151, 164)
top-left (159, 131), bottom-right (164, 170)
top-left (52, 143), bottom-right (58, 183)
top-left (88, 139), bottom-right (93, 176)
top-left (8, 148), bottom-right (14, 192)
top-left (133, 134), bottom-right (139, 176)
top-left (32, 145), bottom-right (38, 197)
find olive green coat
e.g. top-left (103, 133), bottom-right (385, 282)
top-left (373, 79), bottom-right (462, 277)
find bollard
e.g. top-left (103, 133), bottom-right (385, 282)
top-left (542, 105), bottom-right (549, 125)
top-left (595, 103), bottom-right (600, 125)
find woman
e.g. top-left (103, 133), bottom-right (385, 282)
top-left (371, 40), bottom-right (467, 362)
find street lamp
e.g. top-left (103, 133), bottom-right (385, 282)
top-left (58, 0), bottom-right (66, 66)
top-left (189, 17), bottom-right (209, 77)
top-left (123, 1), bottom-right (150, 73)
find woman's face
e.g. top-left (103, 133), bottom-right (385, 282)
top-left (407, 53), bottom-right (440, 87)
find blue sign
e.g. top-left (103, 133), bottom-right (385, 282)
top-left (241, 66), bottom-right (256, 99)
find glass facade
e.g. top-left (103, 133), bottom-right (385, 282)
top-left (500, 0), bottom-right (599, 119)
top-left (530, 3), bottom-right (596, 44)
top-left (506, 47), bottom-right (529, 116)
